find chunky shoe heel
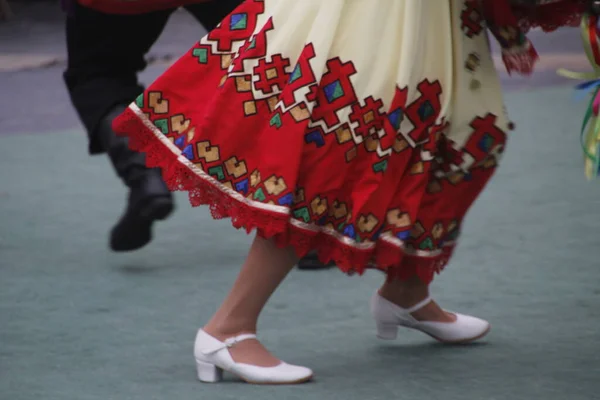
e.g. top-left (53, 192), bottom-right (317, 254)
top-left (376, 322), bottom-right (399, 340)
top-left (196, 359), bottom-right (224, 383)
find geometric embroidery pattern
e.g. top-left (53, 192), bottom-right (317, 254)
top-left (461, 0), bottom-right (484, 38)
top-left (127, 0), bottom-right (509, 274)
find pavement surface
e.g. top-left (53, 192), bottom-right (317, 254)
top-left (1, 3), bottom-right (600, 400)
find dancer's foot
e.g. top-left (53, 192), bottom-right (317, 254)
top-left (372, 278), bottom-right (490, 343)
top-left (194, 329), bottom-right (313, 384)
top-left (110, 170), bottom-right (174, 252)
top-left (196, 237), bottom-right (312, 384)
top-left (96, 104), bottom-right (174, 252)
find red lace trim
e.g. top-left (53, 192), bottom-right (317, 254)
top-left (513, 1), bottom-right (586, 32)
top-left (113, 108), bottom-right (455, 283)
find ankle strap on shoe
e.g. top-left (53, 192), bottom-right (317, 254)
top-left (201, 333), bottom-right (257, 355)
top-left (405, 297), bottom-right (433, 313)
top-left (224, 333), bottom-right (257, 347)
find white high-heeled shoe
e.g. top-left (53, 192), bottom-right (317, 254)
top-left (193, 329), bottom-right (313, 384)
top-left (370, 292), bottom-right (490, 344)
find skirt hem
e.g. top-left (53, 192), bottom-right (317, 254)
top-left (113, 105), bottom-right (456, 283)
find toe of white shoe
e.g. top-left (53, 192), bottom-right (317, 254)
top-left (235, 362), bottom-right (313, 384)
top-left (417, 314), bottom-right (490, 343)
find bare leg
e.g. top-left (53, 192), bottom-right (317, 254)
top-left (378, 276), bottom-right (456, 322)
top-left (203, 235), bottom-right (297, 367)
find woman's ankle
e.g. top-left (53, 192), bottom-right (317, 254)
top-left (203, 320), bottom-right (257, 341)
top-left (378, 279), bottom-right (456, 322)
top-left (202, 321), bottom-right (281, 367)
top-left (379, 277), bottom-right (430, 308)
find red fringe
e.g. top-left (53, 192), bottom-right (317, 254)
top-left (114, 108), bottom-right (455, 283)
top-left (501, 40), bottom-right (540, 76)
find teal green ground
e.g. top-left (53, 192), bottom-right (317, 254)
top-left (1, 85), bottom-right (600, 399)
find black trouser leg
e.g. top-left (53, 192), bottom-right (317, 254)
top-left (63, 3), bottom-right (176, 251)
top-left (63, 2), bottom-right (172, 155)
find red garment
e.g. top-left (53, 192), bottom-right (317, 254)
top-left (77, 0), bottom-right (208, 14)
top-left (112, 0), bottom-right (585, 282)
top-left (481, 0), bottom-right (585, 32)
top-left (510, 0), bottom-right (587, 32)
top-left (112, 0), bottom-right (498, 282)
top-left (481, 0), bottom-right (586, 74)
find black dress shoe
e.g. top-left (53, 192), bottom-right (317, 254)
top-left (109, 170), bottom-right (174, 252)
top-left (97, 104), bottom-right (175, 252)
